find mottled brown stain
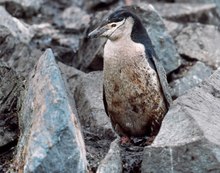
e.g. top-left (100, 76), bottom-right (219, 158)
top-left (114, 83), bottom-right (119, 92)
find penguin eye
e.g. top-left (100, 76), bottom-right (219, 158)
top-left (111, 24), bottom-right (117, 27)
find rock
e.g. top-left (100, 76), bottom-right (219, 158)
top-left (31, 23), bottom-right (80, 66)
top-left (58, 62), bottom-right (84, 94)
top-left (163, 19), bottom-right (184, 38)
top-left (176, 0), bottom-right (220, 17)
top-left (170, 61), bottom-right (213, 98)
top-left (154, 3), bottom-right (220, 25)
top-left (0, 62), bottom-right (24, 147)
top-left (84, 0), bottom-right (119, 11)
top-left (60, 6), bottom-right (91, 32)
top-left (0, 6), bottom-right (35, 44)
top-left (129, 3), bottom-right (181, 73)
top-left (0, 6), bottom-right (41, 77)
top-left (141, 68), bottom-right (220, 173)
top-left (96, 139), bottom-right (122, 173)
top-left (175, 23), bottom-right (220, 69)
top-left (0, 0), bottom-right (44, 17)
top-left (77, 11), bottom-right (108, 72)
top-left (14, 49), bottom-right (87, 173)
top-left (74, 71), bottom-right (113, 134)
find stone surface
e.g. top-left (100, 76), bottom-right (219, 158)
top-left (84, 0), bottom-right (119, 11)
top-left (129, 3), bottom-right (181, 73)
top-left (96, 139), bottom-right (122, 173)
top-left (0, 0), bottom-right (44, 17)
top-left (0, 6), bottom-right (41, 78)
top-left (170, 61), bottom-right (213, 98)
top-left (15, 49), bottom-right (87, 173)
top-left (176, 0), bottom-right (220, 17)
top-left (60, 6), bottom-right (91, 32)
top-left (0, 62), bottom-right (23, 147)
top-left (74, 71), bottom-right (113, 134)
top-left (154, 3), bottom-right (220, 25)
top-left (77, 11), bottom-right (108, 72)
top-left (58, 62), bottom-right (85, 94)
top-left (175, 23), bottom-right (220, 69)
top-left (163, 19), bottom-right (184, 38)
top-left (0, 6), bottom-right (34, 44)
top-left (141, 68), bottom-right (220, 173)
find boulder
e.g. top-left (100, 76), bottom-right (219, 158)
top-left (77, 11), bottom-right (108, 72)
top-left (141, 68), bottom-right (220, 173)
top-left (14, 49), bottom-right (87, 173)
top-left (96, 139), bottom-right (122, 173)
top-left (56, 6), bottom-right (91, 32)
top-left (170, 61), bottom-right (213, 98)
top-left (0, 6), bottom-right (41, 78)
top-left (0, 6), bottom-right (34, 44)
top-left (176, 0), bottom-right (220, 17)
top-left (74, 71), bottom-right (113, 134)
top-left (154, 3), bottom-right (220, 25)
top-left (0, 0), bottom-right (44, 17)
top-left (163, 19), bottom-right (184, 38)
top-left (131, 3), bottom-right (181, 73)
top-left (0, 62), bottom-right (24, 148)
top-left (175, 23), bottom-right (220, 69)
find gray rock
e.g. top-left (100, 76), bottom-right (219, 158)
top-left (141, 68), bottom-right (220, 173)
top-left (0, 6), bottom-right (35, 44)
top-left (154, 3), bottom-right (220, 25)
top-left (32, 23), bottom-right (80, 66)
top-left (0, 0), bottom-right (44, 17)
top-left (176, 0), bottom-right (220, 17)
top-left (15, 49), bottom-right (87, 173)
top-left (170, 61), bottom-right (213, 98)
top-left (84, 0), bottom-right (119, 11)
top-left (175, 23), bottom-right (220, 69)
top-left (74, 71), bottom-right (113, 134)
top-left (129, 3), bottom-right (181, 73)
top-left (61, 6), bottom-right (91, 32)
top-left (96, 139), bottom-right (122, 173)
top-left (77, 11), bottom-right (108, 72)
top-left (58, 62), bottom-right (84, 94)
top-left (0, 63), bottom-right (24, 147)
top-left (163, 19), bottom-right (184, 38)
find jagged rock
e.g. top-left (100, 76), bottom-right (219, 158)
top-left (0, 6), bottom-right (34, 44)
top-left (170, 61), bottom-right (213, 98)
top-left (84, 0), bottom-right (119, 11)
top-left (163, 19), bottom-right (184, 38)
top-left (77, 11), bottom-right (108, 72)
top-left (60, 6), bottom-right (91, 32)
top-left (15, 49), bottom-right (87, 173)
top-left (74, 71), bottom-right (113, 134)
top-left (130, 3), bottom-right (181, 73)
top-left (31, 23), bottom-right (80, 66)
top-left (176, 0), bottom-right (220, 17)
top-left (0, 6), bottom-right (41, 77)
top-left (0, 0), bottom-right (44, 17)
top-left (175, 23), bottom-right (220, 69)
top-left (0, 63), bottom-right (24, 147)
top-left (58, 62), bottom-right (84, 94)
top-left (96, 139), bottom-right (122, 173)
top-left (154, 3), bottom-right (220, 25)
top-left (141, 68), bottom-right (220, 173)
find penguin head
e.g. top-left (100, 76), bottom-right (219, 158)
top-left (89, 8), bottom-right (144, 41)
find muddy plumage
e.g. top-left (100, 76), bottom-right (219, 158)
top-left (89, 8), bottom-right (172, 137)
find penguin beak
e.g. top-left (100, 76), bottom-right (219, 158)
top-left (88, 19), bottom-right (110, 38)
top-left (88, 26), bottom-right (108, 38)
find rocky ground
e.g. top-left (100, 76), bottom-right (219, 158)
top-left (0, 0), bottom-right (220, 173)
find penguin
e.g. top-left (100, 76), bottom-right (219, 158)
top-left (89, 8), bottom-right (172, 142)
